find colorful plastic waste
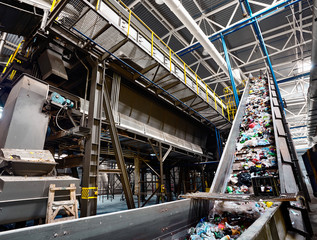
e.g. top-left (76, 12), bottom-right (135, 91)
top-left (188, 78), bottom-right (279, 240)
top-left (227, 77), bottom-right (279, 194)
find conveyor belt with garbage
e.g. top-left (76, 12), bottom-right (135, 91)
top-left (182, 77), bottom-right (278, 239)
top-left (180, 76), bottom-right (312, 239)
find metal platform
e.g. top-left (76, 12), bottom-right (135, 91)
top-left (44, 0), bottom-right (232, 130)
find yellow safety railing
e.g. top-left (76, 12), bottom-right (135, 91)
top-left (99, 0), bottom-right (230, 120)
top-left (223, 86), bottom-right (242, 121)
top-left (50, 0), bottom-right (61, 12)
top-left (2, 40), bottom-right (24, 77)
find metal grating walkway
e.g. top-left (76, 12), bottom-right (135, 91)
top-left (46, 0), bottom-right (232, 130)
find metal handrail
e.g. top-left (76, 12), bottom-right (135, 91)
top-left (2, 40), bottom-right (23, 75)
top-left (109, 0), bottom-right (229, 117)
top-left (49, 0), bottom-right (230, 119)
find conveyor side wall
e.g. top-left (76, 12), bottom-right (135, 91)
top-left (210, 81), bottom-right (250, 193)
top-left (0, 199), bottom-right (209, 240)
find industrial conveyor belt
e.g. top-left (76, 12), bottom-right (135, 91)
top-left (210, 76), bottom-right (306, 196)
top-left (184, 75), bottom-right (313, 239)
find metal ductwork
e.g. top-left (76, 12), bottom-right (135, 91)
top-left (307, 0), bottom-right (317, 142)
top-left (162, 0), bottom-right (243, 84)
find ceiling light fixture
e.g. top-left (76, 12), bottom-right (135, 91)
top-left (155, 0), bottom-right (164, 5)
top-left (202, 49), bottom-right (208, 56)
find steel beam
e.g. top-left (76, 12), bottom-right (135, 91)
top-left (102, 71), bottom-right (135, 209)
top-left (220, 33), bottom-right (239, 107)
top-left (45, 0), bottom-right (71, 29)
top-left (81, 61), bottom-right (103, 217)
top-left (177, 0), bottom-right (301, 56)
top-left (159, 142), bottom-right (164, 203)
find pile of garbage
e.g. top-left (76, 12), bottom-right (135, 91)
top-left (227, 77), bottom-right (279, 195)
top-left (185, 201), bottom-right (274, 239)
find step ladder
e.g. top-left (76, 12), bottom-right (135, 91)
top-left (45, 183), bottom-right (78, 224)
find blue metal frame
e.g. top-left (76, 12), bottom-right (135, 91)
top-left (218, 129), bottom-right (223, 154)
top-left (290, 125), bottom-right (307, 129)
top-left (177, 0), bottom-right (301, 56)
top-left (215, 127), bottom-right (222, 158)
top-left (277, 72), bottom-right (310, 83)
top-left (293, 136), bottom-right (307, 139)
top-left (243, 0), bottom-right (285, 110)
top-left (220, 33), bottom-right (239, 107)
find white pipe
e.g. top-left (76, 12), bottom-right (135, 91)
top-left (162, 0), bottom-right (242, 84)
top-left (0, 32), bottom-right (7, 55)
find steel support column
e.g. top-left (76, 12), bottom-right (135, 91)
top-left (81, 61), bottom-right (103, 217)
top-left (102, 72), bottom-right (135, 209)
top-left (220, 33), bottom-right (239, 107)
top-left (134, 156), bottom-right (140, 207)
top-left (159, 142), bottom-right (164, 203)
top-left (148, 140), bottom-right (165, 203)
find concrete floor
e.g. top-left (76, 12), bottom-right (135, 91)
top-left (96, 194), bottom-right (159, 215)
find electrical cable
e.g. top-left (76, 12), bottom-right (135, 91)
top-left (55, 103), bottom-right (68, 132)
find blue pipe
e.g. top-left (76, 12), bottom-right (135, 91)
top-left (215, 128), bottom-right (219, 154)
top-left (277, 72), bottom-right (310, 83)
top-left (243, 0), bottom-right (253, 17)
top-left (220, 33), bottom-right (239, 107)
top-left (177, 0), bottom-right (301, 56)
top-left (293, 136), bottom-right (307, 139)
top-left (290, 125), bottom-right (307, 129)
top-left (218, 128), bottom-right (223, 155)
top-left (71, 27), bottom-right (227, 134)
top-left (239, 0), bottom-right (248, 17)
top-left (253, 20), bottom-right (284, 110)
top-left (215, 128), bottom-right (223, 158)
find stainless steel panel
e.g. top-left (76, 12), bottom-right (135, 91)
top-left (38, 49), bottom-right (68, 81)
top-left (0, 199), bottom-right (209, 240)
top-left (0, 75), bottom-right (49, 150)
top-left (144, 125), bottom-right (164, 141)
top-left (239, 204), bottom-right (285, 240)
top-left (119, 113), bottom-right (145, 135)
top-left (278, 137), bottom-right (292, 163)
top-left (275, 119), bottom-right (286, 136)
